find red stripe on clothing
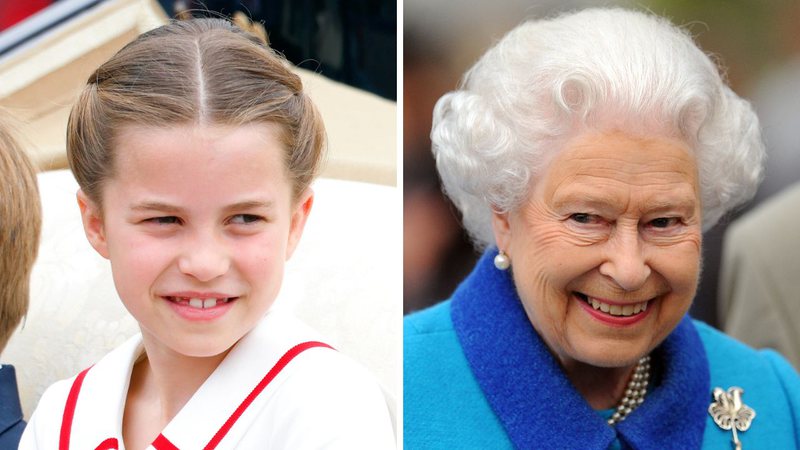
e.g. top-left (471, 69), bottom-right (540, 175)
top-left (153, 433), bottom-right (181, 450)
top-left (95, 437), bottom-right (119, 450)
top-left (203, 341), bottom-right (333, 449)
top-left (60, 366), bottom-right (92, 450)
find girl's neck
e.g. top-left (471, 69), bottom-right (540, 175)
top-left (138, 338), bottom-right (230, 420)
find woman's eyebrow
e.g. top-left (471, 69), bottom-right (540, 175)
top-left (644, 197), bottom-right (697, 213)
top-left (552, 192), bottom-right (618, 211)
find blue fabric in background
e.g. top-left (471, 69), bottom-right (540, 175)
top-left (0, 365), bottom-right (26, 449)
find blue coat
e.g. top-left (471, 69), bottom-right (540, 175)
top-left (0, 364), bottom-right (26, 449)
top-left (405, 251), bottom-right (800, 449)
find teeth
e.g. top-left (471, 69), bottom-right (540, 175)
top-left (184, 298), bottom-right (227, 309)
top-left (582, 295), bottom-right (650, 317)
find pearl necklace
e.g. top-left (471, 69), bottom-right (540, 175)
top-left (607, 355), bottom-right (651, 426)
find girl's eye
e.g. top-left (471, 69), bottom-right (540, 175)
top-left (229, 214), bottom-right (264, 225)
top-left (146, 216), bottom-right (181, 225)
top-left (649, 217), bottom-right (679, 228)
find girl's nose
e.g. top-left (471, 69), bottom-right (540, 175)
top-left (177, 232), bottom-right (231, 282)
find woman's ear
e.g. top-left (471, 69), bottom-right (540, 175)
top-left (491, 209), bottom-right (513, 255)
top-left (76, 189), bottom-right (110, 259)
top-left (285, 188), bottom-right (314, 260)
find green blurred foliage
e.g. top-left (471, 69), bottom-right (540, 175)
top-left (641, 0), bottom-right (798, 92)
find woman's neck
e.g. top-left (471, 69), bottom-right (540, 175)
top-left (560, 359), bottom-right (638, 410)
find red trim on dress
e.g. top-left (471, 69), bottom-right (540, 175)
top-left (59, 341), bottom-right (332, 450)
top-left (60, 366), bottom-right (92, 450)
top-left (95, 437), bottom-right (119, 450)
top-left (152, 433), bottom-right (180, 450)
top-left (203, 341), bottom-right (333, 449)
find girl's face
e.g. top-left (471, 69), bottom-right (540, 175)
top-left (78, 123), bottom-right (311, 359)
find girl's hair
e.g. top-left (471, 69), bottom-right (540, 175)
top-left (68, 18), bottom-right (326, 205)
top-left (432, 8), bottom-right (765, 249)
top-left (0, 114), bottom-right (42, 351)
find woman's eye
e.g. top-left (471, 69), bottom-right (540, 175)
top-left (230, 214), bottom-right (264, 225)
top-left (146, 216), bottom-right (181, 225)
top-left (569, 213), bottom-right (597, 224)
top-left (649, 217), bottom-right (679, 228)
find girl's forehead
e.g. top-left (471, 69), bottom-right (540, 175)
top-left (115, 122), bottom-right (285, 144)
top-left (113, 123), bottom-right (285, 165)
top-left (106, 123), bottom-right (292, 196)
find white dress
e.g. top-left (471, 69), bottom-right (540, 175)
top-left (19, 310), bottom-right (395, 449)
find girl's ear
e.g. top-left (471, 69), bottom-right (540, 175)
top-left (285, 188), bottom-right (314, 260)
top-left (77, 189), bottom-right (110, 259)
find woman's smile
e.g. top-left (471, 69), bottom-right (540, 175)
top-left (575, 292), bottom-right (650, 316)
top-left (493, 130), bottom-right (702, 368)
top-left (574, 292), bottom-right (654, 327)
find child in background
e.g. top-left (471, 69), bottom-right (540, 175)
top-left (0, 115), bottom-right (42, 448)
top-left (20, 19), bottom-right (394, 449)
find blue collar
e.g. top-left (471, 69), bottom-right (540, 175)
top-left (0, 364), bottom-right (24, 435)
top-left (451, 250), bottom-right (709, 449)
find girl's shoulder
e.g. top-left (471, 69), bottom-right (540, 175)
top-left (18, 333), bottom-right (143, 449)
top-left (234, 311), bottom-right (396, 448)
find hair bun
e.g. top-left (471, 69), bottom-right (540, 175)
top-left (231, 11), bottom-right (269, 46)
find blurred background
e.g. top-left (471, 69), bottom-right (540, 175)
top-left (0, 0), bottom-right (397, 182)
top-left (1, 0), bottom-right (396, 100)
top-left (160, 0), bottom-right (397, 100)
top-left (404, 0), bottom-right (800, 327)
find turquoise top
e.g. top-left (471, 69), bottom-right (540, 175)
top-left (404, 251), bottom-right (800, 449)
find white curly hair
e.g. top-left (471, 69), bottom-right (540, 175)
top-left (432, 8), bottom-right (765, 249)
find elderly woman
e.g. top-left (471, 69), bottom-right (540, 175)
top-left (404, 8), bottom-right (800, 449)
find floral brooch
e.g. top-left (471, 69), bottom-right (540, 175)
top-left (708, 387), bottom-right (756, 450)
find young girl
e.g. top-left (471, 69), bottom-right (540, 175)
top-left (20, 19), bottom-right (394, 449)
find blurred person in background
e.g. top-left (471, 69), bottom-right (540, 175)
top-left (0, 114), bottom-right (42, 448)
top-left (717, 1), bottom-right (800, 368)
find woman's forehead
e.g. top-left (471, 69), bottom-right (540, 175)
top-left (539, 130), bottom-right (700, 197)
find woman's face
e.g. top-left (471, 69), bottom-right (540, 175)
top-left (493, 130), bottom-right (702, 369)
top-left (78, 123), bottom-right (311, 359)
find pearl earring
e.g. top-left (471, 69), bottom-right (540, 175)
top-left (494, 250), bottom-right (510, 270)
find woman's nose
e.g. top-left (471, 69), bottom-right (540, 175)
top-left (599, 228), bottom-right (651, 291)
top-left (177, 232), bottom-right (231, 282)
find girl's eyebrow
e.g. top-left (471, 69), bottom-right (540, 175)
top-left (224, 200), bottom-right (274, 212)
top-left (131, 201), bottom-right (183, 214)
top-left (130, 200), bottom-right (275, 213)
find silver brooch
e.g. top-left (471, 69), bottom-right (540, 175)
top-left (708, 387), bottom-right (756, 450)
